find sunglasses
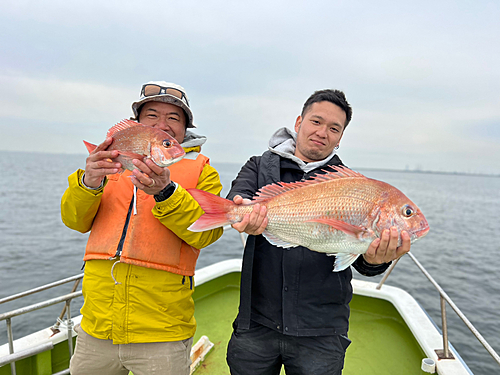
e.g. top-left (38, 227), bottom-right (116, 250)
top-left (141, 84), bottom-right (189, 106)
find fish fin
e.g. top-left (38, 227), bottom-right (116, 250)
top-left (308, 218), bottom-right (367, 238)
top-left (252, 166), bottom-right (367, 202)
top-left (83, 140), bottom-right (97, 154)
top-left (187, 189), bottom-right (234, 231)
top-left (318, 165), bottom-right (365, 179)
top-left (262, 231), bottom-right (296, 249)
top-left (106, 119), bottom-right (144, 138)
top-left (333, 253), bottom-right (360, 272)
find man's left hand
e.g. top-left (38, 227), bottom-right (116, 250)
top-left (130, 158), bottom-right (171, 195)
top-left (363, 227), bottom-right (411, 265)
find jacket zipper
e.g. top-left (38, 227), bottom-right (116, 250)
top-left (114, 189), bottom-right (136, 257)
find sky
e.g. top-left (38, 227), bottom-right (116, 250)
top-left (1, 0), bottom-right (499, 175)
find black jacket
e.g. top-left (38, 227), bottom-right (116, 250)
top-left (227, 150), bottom-right (390, 336)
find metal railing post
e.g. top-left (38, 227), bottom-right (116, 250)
top-left (371, 251), bottom-right (500, 365)
top-left (407, 252), bottom-right (499, 364)
top-left (376, 256), bottom-right (401, 289)
top-left (65, 300), bottom-right (74, 356)
top-left (7, 318), bottom-right (16, 375)
top-left (0, 284), bottom-right (83, 375)
top-left (440, 295), bottom-right (450, 358)
top-left (52, 278), bottom-right (81, 334)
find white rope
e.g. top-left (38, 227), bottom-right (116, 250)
top-left (110, 260), bottom-right (122, 285)
top-left (56, 317), bottom-right (74, 330)
top-left (133, 187), bottom-right (138, 215)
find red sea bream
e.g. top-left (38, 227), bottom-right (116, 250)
top-left (83, 119), bottom-right (185, 171)
top-left (188, 166), bottom-right (429, 271)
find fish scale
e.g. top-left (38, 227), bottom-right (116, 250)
top-left (188, 166), bottom-right (429, 271)
top-left (265, 191), bottom-right (377, 253)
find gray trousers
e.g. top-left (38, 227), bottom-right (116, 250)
top-left (70, 325), bottom-right (193, 375)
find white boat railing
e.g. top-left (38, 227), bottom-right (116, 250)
top-left (1, 239), bottom-right (500, 373)
top-left (0, 275), bottom-right (83, 375)
top-left (377, 252), bottom-right (500, 369)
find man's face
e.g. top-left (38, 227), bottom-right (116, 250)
top-left (294, 101), bottom-right (346, 162)
top-left (138, 101), bottom-right (186, 143)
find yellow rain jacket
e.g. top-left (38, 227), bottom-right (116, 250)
top-left (61, 146), bottom-right (223, 344)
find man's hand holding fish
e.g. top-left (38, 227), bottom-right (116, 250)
top-left (364, 226), bottom-right (412, 265)
top-left (129, 156), bottom-right (172, 195)
top-left (82, 137), bottom-right (121, 188)
top-left (230, 196), bottom-right (268, 235)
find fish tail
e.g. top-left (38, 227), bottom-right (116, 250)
top-left (187, 189), bottom-right (234, 231)
top-left (83, 140), bottom-right (97, 154)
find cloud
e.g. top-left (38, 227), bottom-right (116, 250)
top-left (0, 0), bottom-right (499, 174)
top-left (0, 74), bottom-right (134, 124)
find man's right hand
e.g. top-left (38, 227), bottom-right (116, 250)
top-left (83, 137), bottom-right (121, 188)
top-left (231, 195), bottom-right (268, 235)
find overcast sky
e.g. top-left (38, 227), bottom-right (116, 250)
top-left (1, 0), bottom-right (499, 174)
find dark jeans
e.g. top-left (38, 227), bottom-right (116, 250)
top-left (226, 324), bottom-right (351, 375)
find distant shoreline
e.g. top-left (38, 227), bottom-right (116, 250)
top-left (355, 167), bottom-right (500, 178)
top-left (1, 149), bottom-right (499, 178)
top-left (210, 161), bottom-right (500, 179)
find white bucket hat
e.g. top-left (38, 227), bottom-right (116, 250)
top-left (131, 81), bottom-right (195, 128)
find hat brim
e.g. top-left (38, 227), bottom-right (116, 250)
top-left (132, 95), bottom-right (195, 128)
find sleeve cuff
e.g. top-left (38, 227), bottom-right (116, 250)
top-left (353, 256), bottom-right (392, 277)
top-left (81, 173), bottom-right (106, 191)
top-left (154, 181), bottom-right (178, 202)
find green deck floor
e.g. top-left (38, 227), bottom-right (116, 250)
top-left (1, 273), bottom-right (427, 375)
top-left (346, 295), bottom-right (427, 374)
top-left (192, 272), bottom-right (240, 374)
top-left (192, 272), bottom-right (427, 374)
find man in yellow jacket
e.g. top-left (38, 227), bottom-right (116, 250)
top-left (61, 81), bottom-right (223, 375)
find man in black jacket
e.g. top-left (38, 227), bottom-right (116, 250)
top-left (225, 89), bottom-right (411, 375)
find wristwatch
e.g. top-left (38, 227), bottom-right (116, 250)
top-left (154, 181), bottom-right (177, 202)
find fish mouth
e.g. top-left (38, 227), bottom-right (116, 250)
top-left (155, 154), bottom-right (185, 167)
top-left (414, 226), bottom-right (430, 239)
top-left (151, 144), bottom-right (186, 167)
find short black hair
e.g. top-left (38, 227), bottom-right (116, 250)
top-left (301, 89), bottom-right (352, 128)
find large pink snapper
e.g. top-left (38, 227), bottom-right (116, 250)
top-left (83, 119), bottom-right (185, 172)
top-left (188, 166), bottom-right (429, 271)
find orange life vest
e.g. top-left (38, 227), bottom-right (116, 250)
top-left (83, 154), bottom-right (209, 276)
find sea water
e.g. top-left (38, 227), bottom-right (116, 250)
top-left (0, 150), bottom-right (499, 375)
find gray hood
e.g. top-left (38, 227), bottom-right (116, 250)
top-left (181, 130), bottom-right (207, 149)
top-left (268, 127), bottom-right (338, 173)
top-left (180, 130), bottom-right (207, 159)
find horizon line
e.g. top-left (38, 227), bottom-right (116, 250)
top-left (1, 149), bottom-right (499, 178)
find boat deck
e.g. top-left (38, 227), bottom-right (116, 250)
top-left (2, 260), bottom-right (474, 374)
top-left (192, 272), bottom-right (426, 374)
top-left (192, 271), bottom-right (240, 374)
top-left (348, 295), bottom-right (425, 374)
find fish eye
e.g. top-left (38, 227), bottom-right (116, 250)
top-left (402, 205), bottom-right (414, 217)
top-left (162, 140), bottom-right (172, 148)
